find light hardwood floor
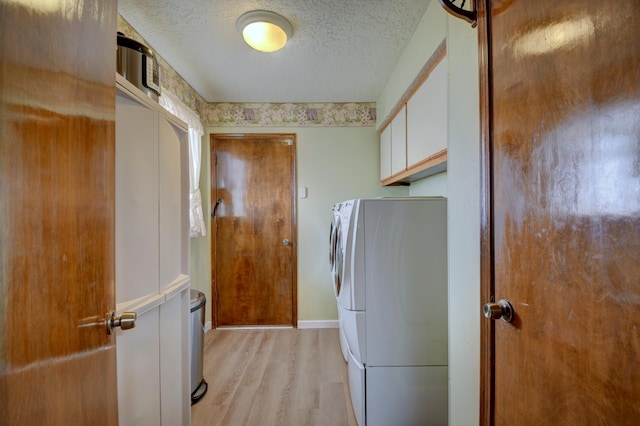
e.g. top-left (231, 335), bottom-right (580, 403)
top-left (191, 328), bottom-right (358, 426)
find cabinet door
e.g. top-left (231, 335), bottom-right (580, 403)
top-left (391, 105), bottom-right (407, 175)
top-left (160, 287), bottom-right (190, 425)
top-left (114, 305), bottom-right (161, 425)
top-left (116, 88), bottom-right (163, 425)
top-left (407, 57), bottom-right (448, 168)
top-left (159, 115), bottom-right (189, 291)
top-left (115, 93), bottom-right (160, 303)
top-left (157, 114), bottom-right (191, 425)
top-left (380, 124), bottom-right (392, 180)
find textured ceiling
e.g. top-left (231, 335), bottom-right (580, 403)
top-left (118, 0), bottom-right (432, 103)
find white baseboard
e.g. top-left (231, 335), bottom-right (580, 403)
top-left (297, 320), bottom-right (339, 329)
top-left (216, 326), bottom-right (293, 330)
top-left (203, 320), bottom-right (339, 331)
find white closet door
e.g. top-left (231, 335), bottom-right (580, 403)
top-left (158, 116), bottom-right (189, 291)
top-left (115, 93), bottom-right (159, 303)
top-left (160, 287), bottom-right (190, 425)
top-left (114, 305), bottom-right (161, 425)
top-left (158, 114), bottom-right (191, 425)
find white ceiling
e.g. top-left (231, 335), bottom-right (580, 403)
top-left (118, 0), bottom-right (432, 103)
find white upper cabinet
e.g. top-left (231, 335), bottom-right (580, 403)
top-left (379, 105), bottom-right (408, 182)
top-left (379, 51), bottom-right (448, 186)
top-left (391, 105), bottom-right (407, 176)
top-left (407, 56), bottom-right (448, 169)
top-left (380, 123), bottom-right (392, 181)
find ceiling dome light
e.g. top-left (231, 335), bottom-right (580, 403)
top-left (236, 10), bottom-right (293, 53)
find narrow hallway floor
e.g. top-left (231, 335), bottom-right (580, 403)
top-left (191, 328), bottom-right (357, 426)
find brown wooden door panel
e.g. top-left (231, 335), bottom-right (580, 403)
top-left (480, 0), bottom-right (640, 423)
top-left (213, 134), bottom-right (296, 327)
top-left (0, 1), bottom-right (118, 423)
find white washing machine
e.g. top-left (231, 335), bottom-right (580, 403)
top-left (336, 197), bottom-right (449, 426)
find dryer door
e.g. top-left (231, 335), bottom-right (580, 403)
top-left (339, 199), bottom-right (365, 311)
top-left (329, 205), bottom-right (340, 271)
top-left (330, 217), bottom-right (343, 299)
top-left (336, 202), bottom-right (353, 309)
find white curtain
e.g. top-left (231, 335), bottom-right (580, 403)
top-left (159, 91), bottom-right (207, 237)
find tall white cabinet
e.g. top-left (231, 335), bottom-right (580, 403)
top-left (115, 74), bottom-right (191, 425)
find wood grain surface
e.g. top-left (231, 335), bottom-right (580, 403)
top-left (0, 1), bottom-right (118, 424)
top-left (481, 0), bottom-right (640, 423)
top-left (212, 134), bottom-right (297, 327)
top-left (191, 328), bottom-right (357, 426)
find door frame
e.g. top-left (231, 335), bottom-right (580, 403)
top-left (209, 133), bottom-right (298, 328)
top-left (478, 0), bottom-right (495, 424)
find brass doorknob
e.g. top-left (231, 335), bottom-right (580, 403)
top-left (106, 310), bottom-right (137, 335)
top-left (483, 299), bottom-right (514, 323)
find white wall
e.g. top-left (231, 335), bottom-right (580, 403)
top-left (445, 14), bottom-right (480, 426)
top-left (376, 3), bottom-right (481, 425)
top-left (410, 171), bottom-right (447, 196)
top-left (200, 126), bottom-right (407, 322)
top-left (377, 2), bottom-right (447, 126)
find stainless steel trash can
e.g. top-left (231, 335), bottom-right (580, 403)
top-left (190, 290), bottom-right (208, 404)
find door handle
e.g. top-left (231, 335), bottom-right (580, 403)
top-left (282, 239), bottom-right (290, 246)
top-left (106, 310), bottom-right (137, 335)
top-left (483, 299), bottom-right (514, 323)
top-left (211, 198), bottom-right (222, 218)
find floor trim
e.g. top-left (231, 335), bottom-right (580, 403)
top-left (203, 320), bottom-right (339, 332)
top-left (297, 320), bottom-right (339, 329)
top-left (215, 325), bottom-right (294, 330)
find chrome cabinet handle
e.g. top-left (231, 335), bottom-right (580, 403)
top-left (483, 299), bottom-right (514, 323)
top-left (282, 239), bottom-right (290, 246)
top-left (106, 310), bottom-right (137, 335)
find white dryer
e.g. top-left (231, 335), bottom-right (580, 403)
top-left (329, 202), bottom-right (349, 362)
top-left (335, 197), bottom-right (448, 426)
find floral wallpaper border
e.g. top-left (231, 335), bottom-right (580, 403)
top-left (118, 16), bottom-right (376, 128)
top-left (204, 102), bottom-right (376, 127)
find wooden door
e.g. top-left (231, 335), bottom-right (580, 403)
top-left (0, 1), bottom-right (118, 424)
top-left (211, 134), bottom-right (297, 327)
top-left (479, 0), bottom-right (640, 423)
